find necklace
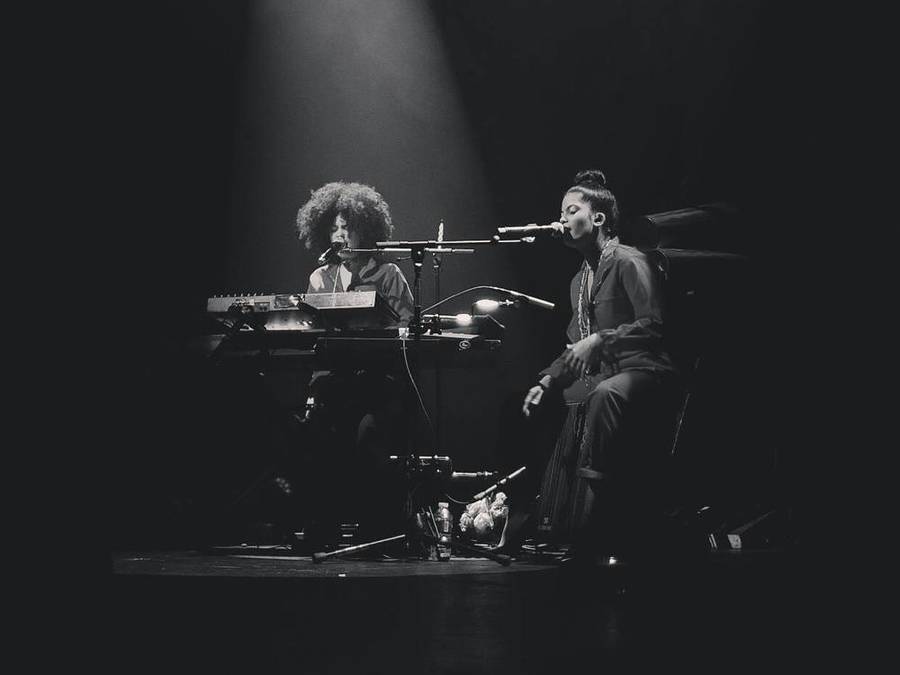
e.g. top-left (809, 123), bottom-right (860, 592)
top-left (576, 237), bottom-right (612, 340)
top-left (575, 238), bottom-right (615, 382)
top-left (577, 264), bottom-right (591, 341)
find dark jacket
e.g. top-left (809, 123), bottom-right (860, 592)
top-left (540, 238), bottom-right (678, 397)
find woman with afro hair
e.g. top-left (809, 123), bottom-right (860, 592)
top-left (292, 181), bottom-right (415, 548)
top-left (296, 181), bottom-right (414, 325)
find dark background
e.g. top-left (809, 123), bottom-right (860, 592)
top-left (70, 0), bottom-right (827, 549)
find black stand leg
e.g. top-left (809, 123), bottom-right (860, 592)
top-left (312, 534), bottom-right (407, 563)
top-left (311, 507), bottom-right (511, 565)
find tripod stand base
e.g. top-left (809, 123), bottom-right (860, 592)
top-left (311, 532), bottom-right (511, 566)
top-left (311, 534), bottom-right (407, 563)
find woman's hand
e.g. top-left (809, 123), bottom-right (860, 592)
top-left (522, 384), bottom-right (546, 417)
top-left (562, 333), bottom-right (603, 377)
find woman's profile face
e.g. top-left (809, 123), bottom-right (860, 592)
top-left (559, 190), bottom-right (596, 243)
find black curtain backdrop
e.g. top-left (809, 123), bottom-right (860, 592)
top-left (84, 0), bottom-right (825, 548)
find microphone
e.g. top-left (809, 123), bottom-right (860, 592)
top-left (450, 471), bottom-right (498, 480)
top-left (502, 288), bottom-right (555, 311)
top-left (472, 466), bottom-right (526, 501)
top-left (317, 241), bottom-right (345, 266)
top-left (496, 222), bottom-right (567, 236)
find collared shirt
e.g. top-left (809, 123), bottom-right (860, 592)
top-left (540, 238), bottom-right (678, 394)
top-left (307, 255), bottom-right (415, 325)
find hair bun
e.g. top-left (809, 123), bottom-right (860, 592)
top-left (573, 169), bottom-right (607, 188)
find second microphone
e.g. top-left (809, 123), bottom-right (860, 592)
top-left (496, 222), bottom-right (567, 236)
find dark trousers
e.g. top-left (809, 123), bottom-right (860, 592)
top-left (292, 369), bottom-right (410, 544)
top-left (497, 369), bottom-right (683, 556)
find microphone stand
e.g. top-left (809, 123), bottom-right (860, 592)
top-left (374, 236), bottom-right (536, 452)
top-left (343, 240), bottom-right (521, 458)
top-left (433, 223), bottom-right (444, 451)
top-left (307, 236), bottom-right (536, 565)
top-left (409, 243), bottom-right (426, 457)
top-left (374, 236), bottom-right (532, 337)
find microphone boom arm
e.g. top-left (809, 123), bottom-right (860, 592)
top-left (423, 285), bottom-right (555, 313)
top-left (375, 238), bottom-right (531, 247)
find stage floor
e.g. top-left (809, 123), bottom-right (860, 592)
top-left (113, 548), bottom-right (557, 577)
top-left (99, 545), bottom-right (814, 674)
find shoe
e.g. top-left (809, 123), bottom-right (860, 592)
top-left (492, 510), bottom-right (532, 554)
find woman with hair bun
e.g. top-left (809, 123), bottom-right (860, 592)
top-left (514, 169), bottom-right (683, 562)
